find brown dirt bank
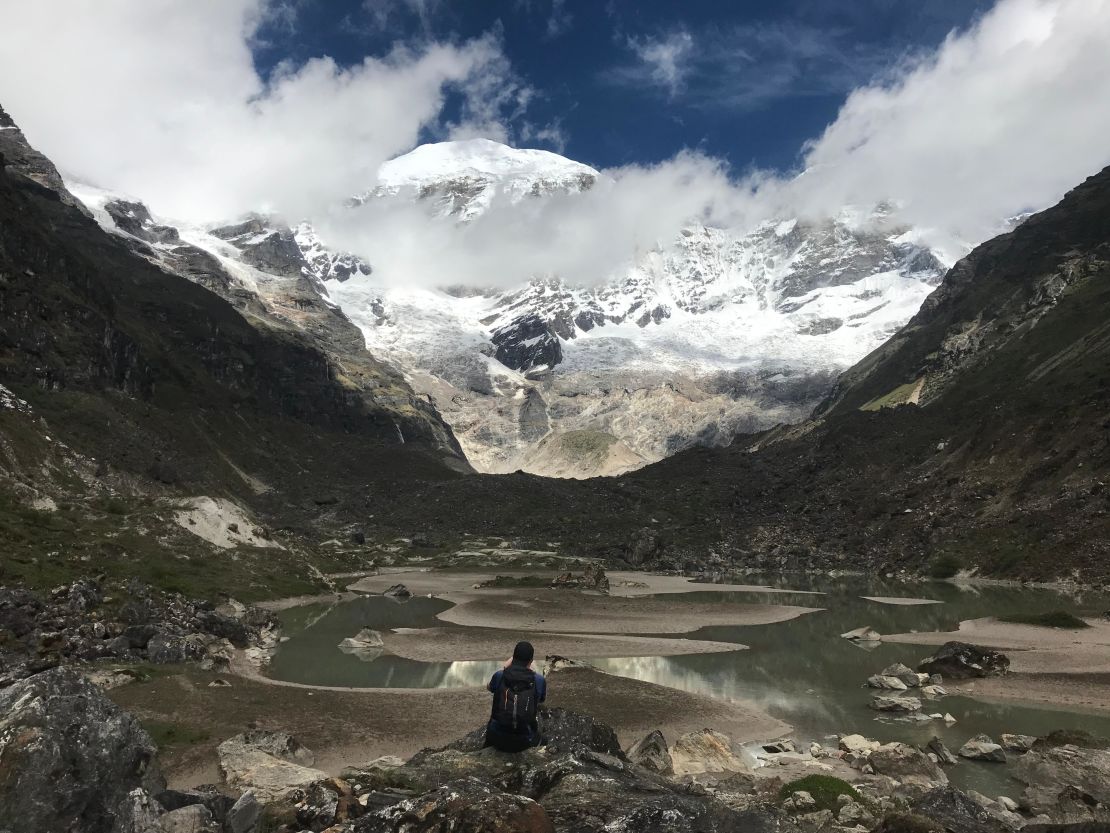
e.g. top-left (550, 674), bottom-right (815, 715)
top-left (946, 672), bottom-right (1110, 715)
top-left (886, 616), bottom-right (1110, 713)
top-left (108, 664), bottom-right (788, 790)
top-left (434, 591), bottom-right (820, 634)
top-left (885, 616), bottom-right (1110, 674)
top-left (379, 626), bottom-right (746, 662)
top-left (346, 569), bottom-right (822, 636)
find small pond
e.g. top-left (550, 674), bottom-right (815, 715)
top-left (267, 574), bottom-right (1110, 796)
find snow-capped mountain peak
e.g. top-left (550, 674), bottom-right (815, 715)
top-left (369, 138), bottom-right (598, 219)
top-left (377, 138), bottom-right (599, 188)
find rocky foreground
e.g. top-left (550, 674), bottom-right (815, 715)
top-left (2, 663), bottom-right (1109, 833)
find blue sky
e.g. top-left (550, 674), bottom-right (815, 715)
top-left (252, 0), bottom-right (994, 172)
top-left (4, 0), bottom-right (1108, 263)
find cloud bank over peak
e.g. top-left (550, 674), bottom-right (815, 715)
top-left (0, 0), bottom-right (521, 222)
top-left (0, 0), bottom-right (1107, 291)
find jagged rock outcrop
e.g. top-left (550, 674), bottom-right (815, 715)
top-left (0, 579), bottom-right (278, 688)
top-left (0, 103), bottom-right (90, 214)
top-left (626, 729), bottom-right (674, 775)
top-left (918, 643), bottom-right (1009, 680)
top-left (0, 667), bottom-right (164, 833)
top-left (0, 105), bottom-right (469, 567)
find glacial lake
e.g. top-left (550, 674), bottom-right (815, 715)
top-left (267, 574), bottom-right (1110, 796)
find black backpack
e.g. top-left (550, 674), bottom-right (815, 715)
top-left (492, 665), bottom-right (537, 733)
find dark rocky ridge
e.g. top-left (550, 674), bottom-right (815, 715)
top-left (0, 105), bottom-right (468, 586)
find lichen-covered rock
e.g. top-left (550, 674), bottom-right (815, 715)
top-left (354, 777), bottom-right (554, 833)
top-left (1013, 741), bottom-right (1110, 818)
top-left (917, 642), bottom-right (1009, 680)
top-left (0, 667), bottom-right (164, 833)
top-left (912, 787), bottom-right (1010, 833)
top-left (355, 709), bottom-right (799, 833)
top-left (159, 804), bottom-right (217, 833)
top-left (535, 706), bottom-right (626, 757)
top-left (999, 733), bottom-right (1036, 754)
top-left (869, 742), bottom-right (948, 786)
top-left (872, 812), bottom-right (945, 833)
top-left (217, 730), bottom-right (328, 803)
top-left (670, 729), bottom-right (749, 776)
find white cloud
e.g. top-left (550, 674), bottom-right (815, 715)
top-left (520, 119), bottom-right (569, 153)
top-left (320, 152), bottom-right (742, 288)
top-left (324, 0), bottom-right (1110, 291)
top-left (546, 0), bottom-right (573, 38)
top-left (361, 0), bottom-right (445, 35)
top-left (0, 0), bottom-right (518, 222)
top-left (1, 0), bottom-right (1108, 297)
top-left (626, 30), bottom-right (695, 96)
top-left (782, 0), bottom-right (1110, 241)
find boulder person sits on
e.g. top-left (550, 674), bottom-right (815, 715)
top-left (485, 640), bottom-right (546, 752)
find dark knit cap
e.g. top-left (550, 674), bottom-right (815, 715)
top-left (513, 640), bottom-right (535, 664)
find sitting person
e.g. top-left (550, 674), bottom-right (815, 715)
top-left (485, 640), bottom-right (546, 752)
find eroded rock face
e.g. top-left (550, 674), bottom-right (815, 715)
top-left (0, 667), bottom-right (164, 833)
top-left (917, 642), bottom-right (1009, 680)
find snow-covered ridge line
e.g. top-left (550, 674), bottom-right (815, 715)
top-left (377, 138), bottom-right (599, 188)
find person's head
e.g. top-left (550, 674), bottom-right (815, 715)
top-left (512, 640), bottom-right (534, 667)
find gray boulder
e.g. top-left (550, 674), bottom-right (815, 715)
top-left (361, 709), bottom-right (799, 833)
top-left (225, 791), bottom-right (261, 833)
top-left (926, 737), bottom-right (960, 766)
top-left (868, 674), bottom-right (910, 691)
top-left (1013, 742), bottom-right (1110, 817)
top-left (870, 695), bottom-right (923, 713)
top-left (912, 787), bottom-right (1011, 833)
top-left (159, 804), bottom-right (217, 833)
top-left (999, 733), bottom-right (1036, 753)
top-left (869, 742), bottom-right (948, 786)
top-left (354, 777), bottom-right (554, 833)
top-left (339, 628), bottom-right (386, 662)
top-left (217, 730), bottom-right (328, 802)
top-left (959, 735), bottom-right (1007, 763)
top-left (0, 667), bottom-right (164, 833)
top-left (918, 642), bottom-right (1009, 679)
top-left (626, 729), bottom-right (674, 775)
top-left (882, 662), bottom-right (927, 687)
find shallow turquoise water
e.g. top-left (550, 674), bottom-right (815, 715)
top-left (267, 574), bottom-right (1110, 796)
